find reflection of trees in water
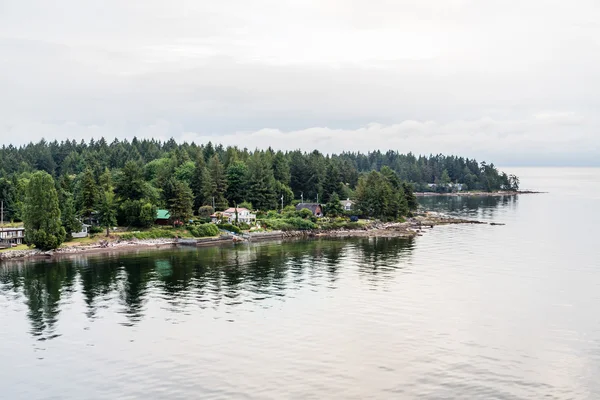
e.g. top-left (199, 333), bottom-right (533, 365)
top-left (1, 261), bottom-right (76, 338)
top-left (0, 237), bottom-right (414, 336)
top-left (418, 195), bottom-right (518, 219)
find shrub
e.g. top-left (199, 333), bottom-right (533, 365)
top-left (261, 217), bottom-right (318, 231)
top-left (89, 225), bottom-right (103, 235)
top-left (189, 224), bottom-right (220, 237)
top-left (217, 223), bottom-right (242, 234)
top-left (198, 205), bottom-right (215, 218)
top-left (120, 228), bottom-right (177, 240)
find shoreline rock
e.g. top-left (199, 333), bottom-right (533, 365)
top-left (0, 213), bottom-right (495, 262)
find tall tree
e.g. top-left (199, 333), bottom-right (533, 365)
top-left (272, 151), bottom-right (291, 186)
top-left (97, 190), bottom-right (117, 237)
top-left (225, 160), bottom-right (248, 206)
top-left (323, 160), bottom-right (342, 203)
top-left (169, 181), bottom-right (194, 225)
top-left (23, 172), bottom-right (66, 250)
top-left (246, 153), bottom-right (277, 210)
top-left (325, 192), bottom-right (344, 217)
top-left (190, 155), bottom-right (208, 211)
top-left (205, 155), bottom-right (228, 210)
top-left (79, 168), bottom-right (98, 220)
top-left (61, 190), bottom-right (82, 238)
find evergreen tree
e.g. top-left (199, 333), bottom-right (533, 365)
top-left (246, 153), bottom-right (277, 210)
top-left (225, 160), bottom-right (248, 206)
top-left (402, 182), bottom-right (418, 211)
top-left (79, 168), bottom-right (98, 220)
top-left (205, 155), bottom-right (228, 210)
top-left (61, 191), bottom-right (82, 238)
top-left (23, 171), bottom-right (66, 250)
top-left (272, 151), bottom-right (291, 185)
top-left (190, 155), bottom-right (208, 211)
top-left (169, 181), bottom-right (194, 225)
top-left (323, 161), bottom-right (342, 203)
top-left (98, 190), bottom-right (117, 237)
top-left (325, 192), bottom-right (344, 217)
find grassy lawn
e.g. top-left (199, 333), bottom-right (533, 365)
top-left (0, 244), bottom-right (29, 253)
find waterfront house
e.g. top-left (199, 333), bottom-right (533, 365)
top-left (72, 224), bottom-right (91, 239)
top-left (340, 198), bottom-right (354, 211)
top-left (211, 208), bottom-right (256, 224)
top-left (295, 203), bottom-right (324, 217)
top-left (155, 209), bottom-right (171, 226)
top-left (0, 227), bottom-right (25, 248)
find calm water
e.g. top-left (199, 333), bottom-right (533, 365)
top-left (1, 167), bottom-right (599, 399)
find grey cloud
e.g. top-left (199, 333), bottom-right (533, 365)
top-left (0, 0), bottom-right (598, 165)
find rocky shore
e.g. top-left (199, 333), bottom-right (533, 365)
top-left (0, 212), bottom-right (498, 262)
top-left (416, 190), bottom-right (542, 197)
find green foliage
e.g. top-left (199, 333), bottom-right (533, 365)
top-left (246, 152), bottom-right (277, 210)
top-left (298, 208), bottom-right (313, 219)
top-left (98, 189), bottom-right (118, 236)
top-left (78, 168), bottom-right (98, 219)
top-left (261, 217), bottom-right (318, 231)
top-left (356, 171), bottom-right (404, 221)
top-left (198, 205), bottom-right (215, 218)
top-left (60, 190), bottom-right (82, 237)
top-left (217, 223), bottom-right (242, 234)
top-left (238, 201), bottom-right (253, 211)
top-left (205, 155), bottom-right (228, 210)
top-left (325, 192), bottom-right (344, 217)
top-left (119, 200), bottom-right (157, 228)
top-left (168, 180), bottom-right (194, 224)
top-left (23, 172), bottom-right (66, 250)
top-left (225, 160), bottom-right (248, 205)
top-left (188, 223), bottom-right (220, 238)
top-left (121, 228), bottom-right (178, 240)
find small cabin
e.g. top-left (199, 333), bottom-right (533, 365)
top-left (295, 203), bottom-right (324, 217)
top-left (72, 224), bottom-right (91, 239)
top-left (155, 209), bottom-right (171, 226)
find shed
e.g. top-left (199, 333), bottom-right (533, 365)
top-left (155, 209), bottom-right (171, 225)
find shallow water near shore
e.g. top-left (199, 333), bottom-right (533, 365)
top-left (1, 167), bottom-right (599, 399)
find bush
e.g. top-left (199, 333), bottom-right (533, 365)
top-left (238, 222), bottom-right (251, 230)
top-left (261, 217), bottom-right (318, 231)
top-left (120, 228), bottom-right (177, 240)
top-left (198, 205), bottom-right (215, 218)
top-left (189, 224), bottom-right (220, 237)
top-left (89, 225), bottom-right (103, 235)
top-left (217, 223), bottom-right (242, 234)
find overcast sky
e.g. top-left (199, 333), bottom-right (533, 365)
top-left (1, 0), bottom-right (598, 165)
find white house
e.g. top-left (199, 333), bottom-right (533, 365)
top-left (340, 198), bottom-right (354, 211)
top-left (211, 208), bottom-right (256, 224)
top-left (72, 224), bottom-right (91, 239)
top-left (0, 227), bottom-right (25, 247)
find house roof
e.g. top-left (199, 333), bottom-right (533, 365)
top-left (295, 203), bottom-right (322, 214)
top-left (156, 209), bottom-right (170, 220)
top-left (223, 207), bottom-right (250, 213)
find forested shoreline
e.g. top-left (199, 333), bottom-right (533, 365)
top-left (0, 138), bottom-right (518, 250)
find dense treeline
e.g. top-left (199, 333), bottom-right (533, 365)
top-left (0, 138), bottom-right (518, 229)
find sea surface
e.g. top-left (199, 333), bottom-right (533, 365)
top-left (1, 167), bottom-right (599, 400)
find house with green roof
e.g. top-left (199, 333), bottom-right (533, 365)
top-left (155, 209), bottom-right (171, 226)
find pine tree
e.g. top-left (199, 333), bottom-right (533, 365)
top-left (325, 192), bottom-right (344, 217)
top-left (225, 160), bottom-right (248, 206)
top-left (205, 155), bottom-right (228, 210)
top-left (246, 153), bottom-right (277, 210)
top-left (98, 189), bottom-right (118, 237)
top-left (323, 161), bottom-right (342, 203)
top-left (61, 191), bottom-right (82, 238)
top-left (190, 155), bottom-right (207, 211)
top-left (79, 168), bottom-right (98, 220)
top-left (23, 171), bottom-right (66, 250)
top-left (169, 181), bottom-right (194, 225)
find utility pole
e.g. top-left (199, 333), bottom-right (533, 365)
top-left (212, 196), bottom-right (215, 209)
top-left (316, 193), bottom-right (319, 204)
top-left (301, 192), bottom-right (303, 203)
top-left (1, 201), bottom-right (3, 228)
top-left (281, 194), bottom-right (284, 212)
